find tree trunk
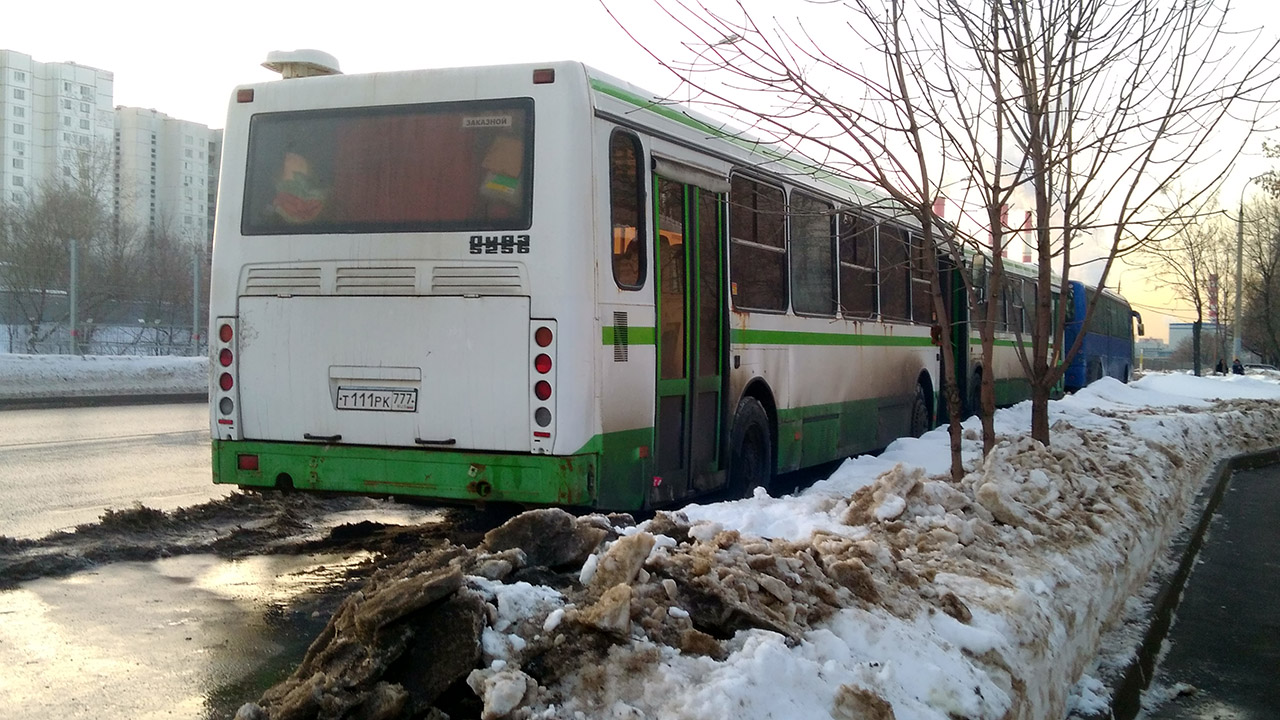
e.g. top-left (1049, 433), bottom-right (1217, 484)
top-left (1031, 379), bottom-right (1052, 445)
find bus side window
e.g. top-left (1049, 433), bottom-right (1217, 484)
top-left (879, 223), bottom-right (910, 321)
top-left (838, 211), bottom-right (877, 317)
top-left (609, 130), bottom-right (646, 290)
top-left (729, 174), bottom-right (787, 312)
top-left (790, 191), bottom-right (836, 316)
top-left (909, 231), bottom-right (932, 323)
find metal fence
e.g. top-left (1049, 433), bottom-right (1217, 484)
top-left (3, 324), bottom-right (206, 357)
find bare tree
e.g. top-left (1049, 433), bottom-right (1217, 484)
top-left (607, 0), bottom-right (1279, 457)
top-left (1240, 194), bottom-right (1280, 363)
top-left (0, 141), bottom-right (143, 352)
top-left (1136, 190), bottom-right (1233, 375)
top-left (136, 217), bottom-right (200, 354)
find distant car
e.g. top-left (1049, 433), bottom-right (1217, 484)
top-left (1245, 363), bottom-right (1278, 372)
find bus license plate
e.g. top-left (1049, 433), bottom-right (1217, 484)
top-left (335, 387), bottom-right (418, 412)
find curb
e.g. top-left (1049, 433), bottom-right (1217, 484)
top-left (0, 392), bottom-right (208, 411)
top-left (1103, 446), bottom-right (1280, 720)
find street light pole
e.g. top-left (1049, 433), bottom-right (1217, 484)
top-left (69, 237), bottom-right (78, 356)
top-left (1233, 174), bottom-right (1267, 363)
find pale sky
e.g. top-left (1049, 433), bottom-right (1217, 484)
top-left (4, 0), bottom-right (1276, 342)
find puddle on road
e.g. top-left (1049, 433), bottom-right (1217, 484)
top-left (0, 552), bottom-right (370, 719)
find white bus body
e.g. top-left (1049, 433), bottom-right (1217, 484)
top-left (210, 59), bottom-right (940, 510)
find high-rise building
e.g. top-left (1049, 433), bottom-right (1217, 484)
top-left (0, 49), bottom-right (116, 205)
top-left (114, 107), bottom-right (221, 245)
top-left (1, 49), bottom-right (222, 249)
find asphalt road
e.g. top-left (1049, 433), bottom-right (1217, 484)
top-left (1144, 464), bottom-right (1280, 719)
top-left (0, 402), bottom-right (228, 539)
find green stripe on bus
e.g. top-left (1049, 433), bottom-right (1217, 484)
top-left (602, 325), bottom-right (657, 346)
top-left (730, 328), bottom-right (934, 347)
top-left (603, 325), bottom-right (934, 348)
top-left (213, 439), bottom-right (595, 506)
top-left (967, 336), bottom-right (1035, 349)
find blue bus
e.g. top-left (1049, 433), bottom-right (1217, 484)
top-left (1062, 280), bottom-right (1143, 392)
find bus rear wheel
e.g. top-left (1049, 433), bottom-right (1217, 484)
top-left (729, 396), bottom-right (773, 498)
top-left (909, 383), bottom-right (931, 437)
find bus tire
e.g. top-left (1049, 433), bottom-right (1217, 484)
top-left (909, 383), bottom-right (930, 437)
top-left (729, 396), bottom-right (773, 498)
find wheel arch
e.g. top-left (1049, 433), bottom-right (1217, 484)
top-left (735, 377), bottom-right (778, 458)
top-left (917, 368), bottom-right (936, 427)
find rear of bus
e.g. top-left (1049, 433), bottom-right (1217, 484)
top-left (208, 58), bottom-right (603, 506)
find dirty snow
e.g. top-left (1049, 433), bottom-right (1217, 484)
top-left (441, 373), bottom-right (1280, 720)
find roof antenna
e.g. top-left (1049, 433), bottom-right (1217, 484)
top-left (262, 49), bottom-right (342, 79)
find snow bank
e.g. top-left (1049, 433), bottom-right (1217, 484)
top-left (0, 353), bottom-right (206, 401)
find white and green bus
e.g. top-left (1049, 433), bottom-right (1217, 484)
top-left (209, 52), bottom-right (943, 511)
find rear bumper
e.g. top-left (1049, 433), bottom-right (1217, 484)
top-left (212, 439), bottom-right (596, 506)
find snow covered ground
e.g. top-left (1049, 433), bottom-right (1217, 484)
top-left (4, 352), bottom-right (1278, 719)
top-left (0, 352), bottom-right (206, 401)
top-left (454, 372), bottom-right (1280, 720)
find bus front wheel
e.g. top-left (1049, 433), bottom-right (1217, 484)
top-left (729, 396), bottom-right (773, 498)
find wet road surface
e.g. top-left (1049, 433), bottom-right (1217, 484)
top-left (0, 403), bottom-right (227, 539)
top-left (0, 552), bottom-right (365, 719)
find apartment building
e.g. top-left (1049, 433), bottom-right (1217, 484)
top-left (114, 107), bottom-right (222, 247)
top-left (0, 49), bottom-right (116, 205)
top-left (1, 49), bottom-right (222, 248)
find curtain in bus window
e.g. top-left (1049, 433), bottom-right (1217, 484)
top-left (241, 101), bottom-right (532, 235)
top-left (879, 224), bottom-right (910, 321)
top-left (729, 176), bottom-right (787, 312)
top-left (838, 211), bottom-right (877, 317)
top-left (330, 115), bottom-right (483, 224)
top-left (790, 192), bottom-right (836, 316)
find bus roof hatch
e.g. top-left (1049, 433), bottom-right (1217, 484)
top-left (262, 49), bottom-right (342, 79)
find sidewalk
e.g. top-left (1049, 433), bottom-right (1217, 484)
top-left (1107, 450), bottom-right (1280, 719)
top-left (1142, 463), bottom-right (1280, 719)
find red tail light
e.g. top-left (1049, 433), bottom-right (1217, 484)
top-left (237, 454), bottom-right (259, 471)
top-left (219, 373), bottom-right (234, 391)
top-left (534, 326), bottom-right (553, 347)
top-left (534, 353), bottom-right (552, 374)
top-left (534, 380), bottom-right (552, 401)
top-left (219, 348), bottom-right (233, 367)
top-left (219, 324), bottom-right (233, 342)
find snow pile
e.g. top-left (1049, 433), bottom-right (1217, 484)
top-left (0, 352), bottom-right (206, 400)
top-left (235, 372), bottom-right (1280, 720)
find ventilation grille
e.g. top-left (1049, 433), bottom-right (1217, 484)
top-left (336, 266), bottom-right (417, 294)
top-left (243, 267), bottom-right (322, 295)
top-left (431, 266), bottom-right (524, 295)
top-left (613, 311), bottom-right (629, 362)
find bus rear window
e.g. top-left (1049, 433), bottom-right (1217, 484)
top-left (241, 98), bottom-right (534, 235)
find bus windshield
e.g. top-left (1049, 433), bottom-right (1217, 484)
top-left (241, 98), bottom-right (534, 235)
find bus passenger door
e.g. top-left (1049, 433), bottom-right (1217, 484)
top-left (652, 175), bottom-right (727, 505)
